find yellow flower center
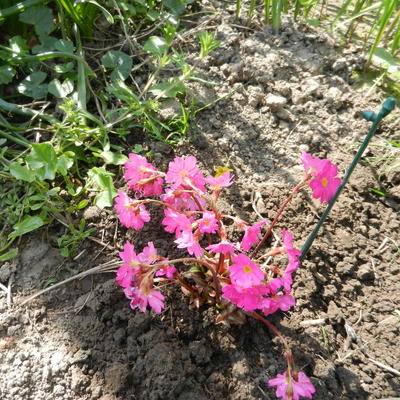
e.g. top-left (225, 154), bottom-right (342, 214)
top-left (243, 265), bottom-right (253, 274)
top-left (179, 170), bottom-right (188, 177)
top-left (321, 177), bottom-right (329, 187)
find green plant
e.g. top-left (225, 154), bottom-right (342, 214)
top-left (57, 218), bottom-right (95, 257)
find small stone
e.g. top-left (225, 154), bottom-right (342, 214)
top-left (357, 264), bottom-right (375, 281)
top-left (332, 57), bottom-right (347, 71)
top-left (158, 98), bottom-right (181, 121)
top-left (327, 301), bottom-right (344, 323)
top-left (265, 94), bottom-right (287, 112)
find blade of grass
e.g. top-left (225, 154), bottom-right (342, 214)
top-left (365, 0), bottom-right (397, 68)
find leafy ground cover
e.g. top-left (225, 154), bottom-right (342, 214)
top-left (0, 1), bottom-right (399, 400)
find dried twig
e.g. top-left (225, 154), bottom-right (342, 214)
top-left (368, 358), bottom-right (400, 377)
top-left (19, 260), bottom-right (120, 307)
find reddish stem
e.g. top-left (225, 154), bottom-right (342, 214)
top-left (250, 182), bottom-right (307, 259)
top-left (249, 311), bottom-right (291, 352)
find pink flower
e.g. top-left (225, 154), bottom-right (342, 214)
top-left (175, 230), bottom-right (204, 257)
top-left (155, 264), bottom-right (176, 279)
top-left (206, 241), bottom-right (237, 255)
top-left (161, 189), bottom-right (206, 212)
top-left (162, 209), bottom-right (192, 234)
top-left (139, 241), bottom-right (158, 264)
top-left (241, 220), bottom-right (265, 252)
top-left (309, 162), bottom-right (341, 204)
top-left (268, 370), bottom-right (316, 400)
top-left (206, 171), bottom-right (233, 189)
top-left (301, 152), bottom-right (329, 176)
top-left (124, 287), bottom-right (165, 313)
top-left (282, 229), bottom-right (302, 264)
top-left (198, 211), bottom-right (218, 234)
top-left (229, 254), bottom-right (264, 288)
top-left (261, 278), bottom-right (296, 316)
top-left (116, 265), bottom-right (135, 288)
top-left (124, 153), bottom-right (164, 196)
top-left (165, 156), bottom-right (206, 191)
top-left (114, 190), bottom-right (151, 229)
top-left (222, 284), bottom-right (265, 311)
top-left (117, 242), bottom-right (140, 288)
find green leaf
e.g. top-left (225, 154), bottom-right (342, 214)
top-left (26, 142), bottom-right (58, 180)
top-left (43, 277), bottom-right (59, 288)
top-left (53, 62), bottom-right (74, 74)
top-left (55, 39), bottom-right (75, 54)
top-left (76, 200), bottom-right (89, 209)
top-left (56, 153), bottom-right (74, 175)
top-left (373, 48), bottom-right (399, 74)
top-left (132, 144), bottom-right (143, 153)
top-left (17, 71), bottom-right (48, 99)
top-left (97, 150), bottom-right (128, 165)
top-left (8, 215), bottom-right (45, 240)
top-left (9, 36), bottom-right (29, 56)
top-left (9, 163), bottom-right (35, 182)
top-left (0, 66), bottom-right (16, 84)
top-left (0, 248), bottom-right (18, 262)
top-left (101, 50), bottom-right (132, 81)
top-left (143, 36), bottom-right (167, 57)
top-left (88, 167), bottom-right (117, 208)
top-left (48, 78), bottom-right (74, 98)
top-left (162, 0), bottom-right (189, 15)
top-left (149, 77), bottom-right (185, 98)
top-left (19, 5), bottom-right (54, 40)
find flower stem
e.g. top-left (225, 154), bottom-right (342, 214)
top-left (249, 311), bottom-right (291, 353)
top-left (250, 182), bottom-right (307, 258)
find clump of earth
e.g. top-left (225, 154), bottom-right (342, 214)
top-left (0, 2), bottom-right (399, 400)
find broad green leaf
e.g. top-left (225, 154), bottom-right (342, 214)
top-left (26, 142), bottom-right (57, 180)
top-left (101, 50), bottom-right (132, 81)
top-left (56, 153), bottom-right (74, 175)
top-left (149, 77), bottom-right (185, 98)
top-left (9, 36), bottom-right (29, 56)
top-left (88, 167), bottom-right (117, 208)
top-left (9, 163), bottom-right (35, 182)
top-left (8, 215), bottom-right (45, 240)
top-left (0, 248), bottom-right (18, 262)
top-left (162, 0), bottom-right (187, 15)
top-left (53, 62), bottom-right (74, 74)
top-left (0, 66), bottom-right (16, 84)
top-left (32, 36), bottom-right (58, 53)
top-left (19, 5), bottom-right (54, 40)
top-left (55, 39), bottom-right (74, 54)
top-left (17, 71), bottom-right (48, 99)
top-left (143, 36), bottom-right (167, 57)
top-left (132, 144), bottom-right (143, 153)
top-left (97, 150), bottom-right (128, 165)
top-left (48, 78), bottom-right (74, 98)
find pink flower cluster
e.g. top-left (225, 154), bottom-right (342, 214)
top-left (221, 229), bottom-right (301, 316)
top-left (302, 153), bottom-right (341, 204)
top-left (116, 241), bottom-right (176, 313)
top-left (112, 153), bottom-right (331, 400)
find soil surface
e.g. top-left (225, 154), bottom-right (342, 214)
top-left (1, 2), bottom-right (399, 400)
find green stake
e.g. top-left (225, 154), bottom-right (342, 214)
top-left (300, 97), bottom-right (396, 261)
